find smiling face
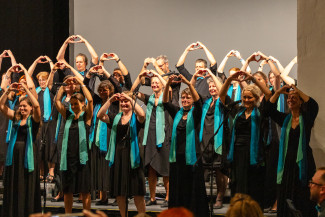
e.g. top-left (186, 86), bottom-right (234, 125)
top-left (113, 69), bottom-right (124, 84)
top-left (119, 97), bottom-right (132, 112)
top-left (19, 100), bottom-right (33, 117)
top-left (269, 72), bottom-right (276, 87)
top-left (181, 93), bottom-right (194, 110)
top-left (70, 98), bottom-right (84, 114)
top-left (208, 81), bottom-right (218, 97)
top-left (287, 91), bottom-right (302, 110)
top-left (75, 56), bottom-right (87, 72)
top-left (151, 77), bottom-right (162, 93)
top-left (38, 76), bottom-right (48, 89)
top-left (242, 90), bottom-right (257, 110)
top-left (157, 59), bottom-right (169, 73)
top-left (98, 87), bottom-right (110, 100)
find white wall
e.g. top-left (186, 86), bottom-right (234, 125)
top-left (298, 0), bottom-right (325, 167)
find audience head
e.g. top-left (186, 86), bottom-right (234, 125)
top-left (156, 55), bottom-right (169, 73)
top-left (195, 59), bottom-right (207, 72)
top-left (75, 53), bottom-right (88, 72)
top-left (158, 207), bottom-right (194, 217)
top-left (226, 193), bottom-right (263, 217)
top-left (242, 84), bottom-right (261, 109)
top-left (310, 167), bottom-right (325, 204)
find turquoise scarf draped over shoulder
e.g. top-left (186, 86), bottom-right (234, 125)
top-left (227, 107), bottom-right (260, 165)
top-left (36, 87), bottom-right (52, 122)
top-left (6, 116), bottom-right (35, 172)
top-left (6, 96), bottom-right (19, 143)
top-left (106, 112), bottom-right (140, 169)
top-left (54, 96), bottom-right (73, 143)
top-left (142, 93), bottom-right (165, 148)
top-left (170, 107), bottom-right (197, 165)
top-left (227, 84), bottom-right (241, 101)
top-left (89, 104), bottom-right (101, 148)
top-left (60, 112), bottom-right (88, 171)
top-left (199, 98), bottom-right (223, 154)
top-left (277, 114), bottom-right (307, 185)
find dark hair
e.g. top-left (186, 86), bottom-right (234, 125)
top-left (70, 93), bottom-right (85, 103)
top-left (63, 75), bottom-right (74, 82)
top-left (76, 53), bottom-right (88, 66)
top-left (181, 87), bottom-right (192, 97)
top-left (14, 96), bottom-right (33, 121)
top-left (253, 71), bottom-right (268, 84)
top-left (195, 58), bottom-right (207, 68)
top-left (98, 80), bottom-right (114, 97)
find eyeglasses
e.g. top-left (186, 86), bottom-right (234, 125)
top-left (309, 180), bottom-right (324, 187)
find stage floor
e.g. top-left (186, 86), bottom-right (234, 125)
top-left (45, 197), bottom-right (277, 217)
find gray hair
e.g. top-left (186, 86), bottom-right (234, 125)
top-left (156, 55), bottom-right (169, 63)
top-left (242, 84), bottom-right (262, 106)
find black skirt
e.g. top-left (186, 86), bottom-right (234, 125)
top-left (169, 154), bottom-right (209, 217)
top-left (37, 120), bottom-right (57, 164)
top-left (90, 144), bottom-right (110, 191)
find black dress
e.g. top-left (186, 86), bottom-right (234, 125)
top-left (89, 99), bottom-right (119, 192)
top-left (2, 117), bottom-right (41, 217)
top-left (36, 89), bottom-right (57, 164)
top-left (61, 111), bottom-right (91, 194)
top-left (143, 94), bottom-right (171, 177)
top-left (164, 100), bottom-right (209, 217)
top-left (0, 90), bottom-right (9, 162)
top-left (229, 102), bottom-right (267, 207)
top-left (108, 114), bottom-right (146, 197)
top-left (268, 98), bottom-right (318, 217)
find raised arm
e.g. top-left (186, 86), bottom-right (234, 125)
top-left (55, 85), bottom-right (67, 119)
top-left (267, 57), bottom-right (281, 91)
top-left (57, 36), bottom-right (76, 61)
top-left (76, 35), bottom-right (99, 65)
top-left (62, 60), bottom-right (84, 81)
top-left (97, 94), bottom-right (119, 123)
top-left (217, 50), bottom-right (234, 73)
top-left (46, 62), bottom-right (61, 91)
top-left (0, 84), bottom-right (16, 119)
top-left (74, 76), bottom-right (93, 124)
top-left (242, 71), bottom-right (272, 101)
top-left (101, 53), bottom-right (129, 76)
top-left (176, 42), bottom-right (198, 67)
top-left (219, 71), bottom-right (242, 105)
top-left (197, 41), bottom-right (216, 66)
top-left (28, 56), bottom-right (52, 76)
top-left (206, 68), bottom-right (223, 91)
top-left (6, 50), bottom-right (17, 66)
top-left (270, 84), bottom-right (290, 103)
top-left (281, 56), bottom-right (297, 85)
top-left (19, 64), bottom-right (38, 98)
top-left (180, 74), bottom-right (199, 102)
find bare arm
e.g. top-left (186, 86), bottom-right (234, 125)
top-left (197, 41), bottom-right (216, 66)
top-left (19, 64), bottom-right (37, 99)
top-left (0, 85), bottom-right (15, 120)
top-left (77, 35), bottom-right (98, 65)
top-left (281, 56), bottom-right (297, 85)
top-left (21, 83), bottom-right (41, 122)
top-left (62, 60), bottom-right (84, 81)
top-left (97, 95), bottom-right (115, 123)
top-left (57, 36), bottom-right (74, 61)
top-left (176, 43), bottom-right (198, 67)
top-left (267, 58), bottom-right (281, 91)
top-left (6, 50), bottom-right (17, 66)
top-left (74, 77), bottom-right (93, 125)
top-left (55, 86), bottom-right (67, 119)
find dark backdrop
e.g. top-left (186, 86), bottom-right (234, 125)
top-left (0, 1), bottom-right (69, 79)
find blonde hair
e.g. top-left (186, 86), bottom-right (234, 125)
top-left (242, 84), bottom-right (261, 106)
top-left (36, 71), bottom-right (49, 80)
top-left (226, 193), bottom-right (263, 217)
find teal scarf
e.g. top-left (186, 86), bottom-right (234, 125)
top-left (227, 107), bottom-right (260, 165)
top-left (54, 96), bottom-right (73, 143)
top-left (170, 107), bottom-right (197, 165)
top-left (199, 98), bottom-right (223, 154)
top-left (6, 116), bottom-right (34, 172)
top-left (60, 112), bottom-right (88, 171)
top-left (227, 84), bottom-right (241, 101)
top-left (106, 112), bottom-right (140, 169)
top-left (36, 87), bottom-right (52, 122)
top-left (277, 114), bottom-right (307, 185)
top-left (6, 96), bottom-right (19, 143)
top-left (142, 94), bottom-right (165, 148)
top-left (88, 104), bottom-right (101, 148)
top-left (270, 86), bottom-right (285, 112)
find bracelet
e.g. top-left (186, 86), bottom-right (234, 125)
top-left (240, 58), bottom-right (244, 62)
top-left (81, 85), bottom-right (86, 87)
top-left (116, 59), bottom-right (121, 63)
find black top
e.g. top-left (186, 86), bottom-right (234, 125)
top-left (163, 100), bottom-right (202, 154)
top-left (176, 63), bottom-right (220, 101)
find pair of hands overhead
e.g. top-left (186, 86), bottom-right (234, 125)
top-left (229, 71), bottom-right (254, 83)
top-left (7, 63), bottom-right (26, 74)
top-left (226, 50), bottom-right (242, 59)
top-left (276, 84), bottom-right (298, 95)
top-left (109, 92), bottom-right (133, 103)
top-left (0, 50), bottom-right (14, 58)
top-left (100, 53), bottom-right (119, 62)
top-left (65, 35), bottom-right (86, 44)
top-left (186, 41), bottom-right (206, 51)
top-left (35, 55), bottom-right (51, 64)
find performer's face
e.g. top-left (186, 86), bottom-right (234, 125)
top-left (242, 90), bottom-right (256, 109)
top-left (181, 93), bottom-right (193, 110)
top-left (113, 70), bottom-right (123, 83)
top-left (98, 87), bottom-right (110, 100)
top-left (38, 76), bottom-right (48, 89)
top-left (151, 77), bottom-right (162, 93)
top-left (75, 56), bottom-right (86, 72)
top-left (19, 100), bottom-right (32, 117)
top-left (253, 74), bottom-right (268, 88)
top-left (208, 82), bottom-right (218, 97)
top-left (287, 92), bottom-right (302, 110)
top-left (269, 72), bottom-right (276, 87)
top-left (70, 98), bottom-right (84, 114)
top-left (157, 59), bottom-right (169, 73)
top-left (120, 98), bottom-right (131, 112)
top-left (195, 62), bottom-right (205, 73)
